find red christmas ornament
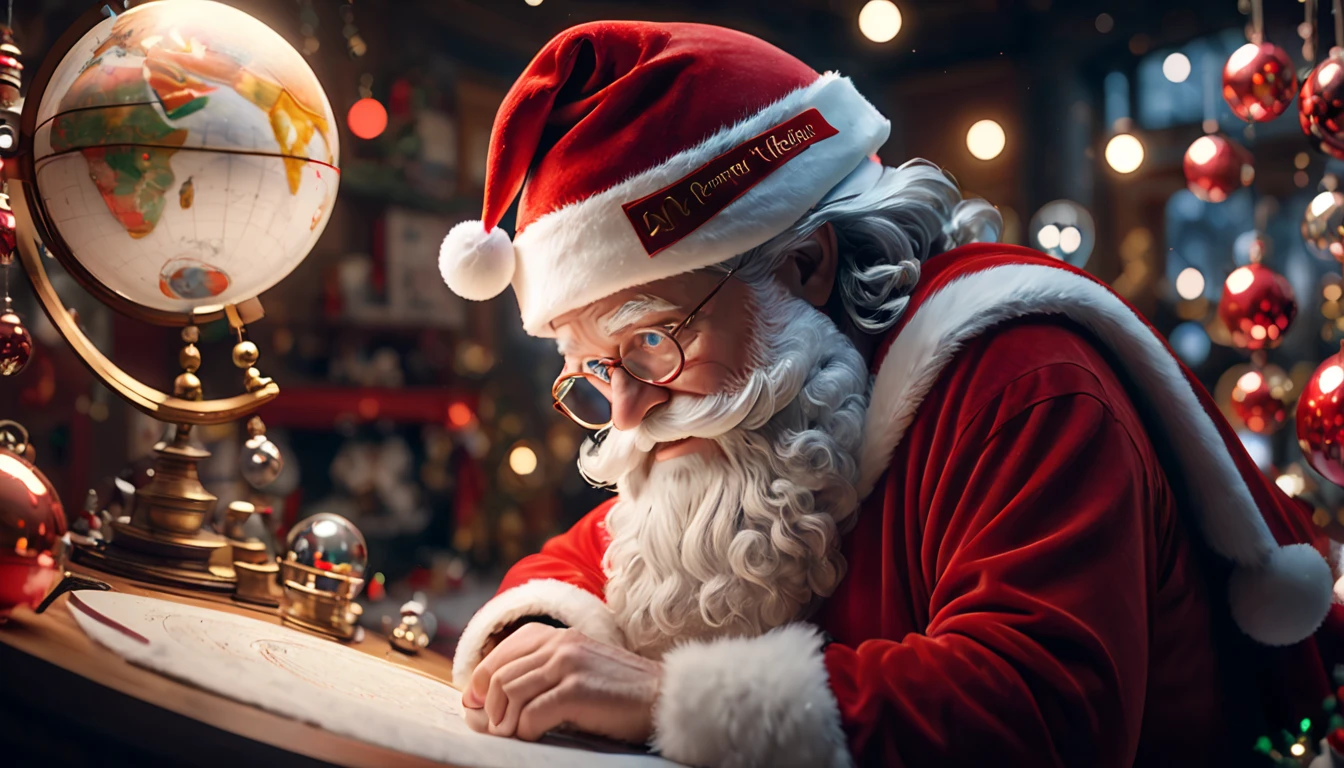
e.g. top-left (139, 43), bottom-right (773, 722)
top-left (1301, 51), bottom-right (1344, 159)
top-left (0, 191), bottom-right (15, 259)
top-left (1223, 42), bottom-right (1299, 122)
top-left (1299, 345), bottom-right (1344, 487)
top-left (1182, 134), bottom-right (1253, 202)
top-left (0, 424), bottom-right (66, 620)
top-left (1230, 365), bottom-right (1291, 434)
top-left (1217, 263), bottom-right (1297, 350)
top-left (0, 310), bottom-right (29, 376)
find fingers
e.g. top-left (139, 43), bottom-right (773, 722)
top-left (467, 623), bottom-right (555, 707)
top-left (492, 665), bottom-right (562, 737)
top-left (516, 680), bottom-right (581, 742)
top-left (463, 703), bottom-right (490, 734)
top-left (485, 651), bottom-right (551, 730)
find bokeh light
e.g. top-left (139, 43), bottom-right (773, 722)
top-left (966, 119), bottom-right (1006, 160)
top-left (1162, 52), bottom-right (1191, 83)
top-left (1168, 322), bottom-right (1211, 366)
top-left (858, 0), bottom-right (903, 43)
top-left (1105, 133), bottom-right (1144, 173)
top-left (1175, 267), bottom-right (1205, 300)
top-left (509, 445), bottom-right (538, 476)
top-left (347, 97), bottom-right (388, 140)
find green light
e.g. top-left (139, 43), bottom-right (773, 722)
top-left (1302, 718), bottom-right (1313, 733)
top-left (1254, 735), bottom-right (1272, 754)
top-left (374, 572), bottom-right (385, 584)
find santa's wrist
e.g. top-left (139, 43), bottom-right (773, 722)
top-left (485, 613), bottom-right (568, 655)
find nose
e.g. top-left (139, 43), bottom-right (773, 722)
top-left (609, 367), bottom-right (669, 431)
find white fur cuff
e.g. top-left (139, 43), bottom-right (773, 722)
top-left (451, 579), bottom-right (626, 688)
top-left (653, 624), bottom-right (852, 768)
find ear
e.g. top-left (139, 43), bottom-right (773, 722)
top-left (776, 223), bottom-right (838, 308)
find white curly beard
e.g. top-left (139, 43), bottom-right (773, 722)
top-left (578, 281), bottom-right (871, 658)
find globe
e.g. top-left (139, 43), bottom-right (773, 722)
top-left (30, 0), bottom-right (339, 314)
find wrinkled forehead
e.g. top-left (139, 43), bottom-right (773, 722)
top-left (550, 270), bottom-right (723, 351)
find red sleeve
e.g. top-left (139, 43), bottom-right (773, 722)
top-left (825, 384), bottom-right (1153, 766)
top-left (497, 497), bottom-right (616, 597)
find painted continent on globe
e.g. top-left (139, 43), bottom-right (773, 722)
top-left (33, 0), bottom-right (339, 313)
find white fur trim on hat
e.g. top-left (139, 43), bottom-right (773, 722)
top-left (1229, 543), bottom-right (1335, 646)
top-left (511, 72), bottom-right (890, 336)
top-left (856, 260), bottom-right (1332, 647)
top-left (450, 578), bottom-right (626, 688)
top-left (653, 624), bottom-right (851, 768)
top-left (439, 221), bottom-right (516, 301)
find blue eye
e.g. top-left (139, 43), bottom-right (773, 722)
top-left (641, 332), bottom-right (664, 347)
top-left (585, 359), bottom-right (611, 383)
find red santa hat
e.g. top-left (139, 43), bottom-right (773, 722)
top-left (438, 21), bottom-right (889, 335)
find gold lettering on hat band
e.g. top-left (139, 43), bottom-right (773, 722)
top-left (621, 108), bottom-right (840, 257)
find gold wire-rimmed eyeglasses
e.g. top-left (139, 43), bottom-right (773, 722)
top-left (551, 265), bottom-right (738, 430)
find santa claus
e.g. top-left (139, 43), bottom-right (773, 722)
top-left (438, 20), bottom-right (1338, 767)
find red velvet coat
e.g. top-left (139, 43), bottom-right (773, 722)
top-left (453, 246), bottom-right (1337, 767)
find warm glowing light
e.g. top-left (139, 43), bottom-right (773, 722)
top-left (1105, 134), bottom-right (1144, 173)
top-left (447, 402), bottom-right (474, 428)
top-left (1163, 52), bottom-right (1191, 83)
top-left (525, 0), bottom-right (543, 5)
top-left (347, 98), bottom-right (388, 140)
top-left (1327, 284), bottom-right (1342, 301)
top-left (1312, 191), bottom-right (1338, 217)
top-left (0, 133), bottom-right (15, 151)
top-left (1227, 43), bottom-right (1260, 73)
top-left (509, 445), bottom-right (538, 476)
top-left (0, 454), bottom-right (46, 495)
top-left (1237, 371), bottom-right (1263, 393)
top-left (311, 519), bottom-right (339, 538)
top-left (858, 0), bottom-right (903, 43)
top-left (1037, 224), bottom-right (1061, 249)
top-left (1276, 473), bottom-right (1307, 497)
top-left (1225, 266), bottom-right (1255, 295)
top-left (966, 119), bottom-right (1006, 161)
top-left (1187, 136), bottom-right (1218, 165)
top-left (1291, 743), bottom-right (1307, 758)
top-left (1175, 268), bottom-right (1205, 300)
top-left (1058, 226), bottom-right (1082, 254)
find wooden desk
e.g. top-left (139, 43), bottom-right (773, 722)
top-left (0, 566), bottom-right (463, 767)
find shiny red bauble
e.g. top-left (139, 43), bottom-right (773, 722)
top-left (1223, 42), bottom-right (1299, 122)
top-left (1300, 51), bottom-right (1344, 159)
top-left (1230, 365), bottom-right (1291, 434)
top-left (1298, 349), bottom-right (1344, 487)
top-left (1217, 263), bottom-right (1297, 350)
top-left (0, 310), bottom-right (30, 376)
top-left (1182, 134), bottom-right (1253, 203)
top-left (0, 194), bottom-right (15, 259)
top-left (0, 440), bottom-right (66, 619)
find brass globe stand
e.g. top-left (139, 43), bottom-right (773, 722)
top-left (8, 0), bottom-right (285, 593)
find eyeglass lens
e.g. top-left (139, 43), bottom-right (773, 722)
top-left (556, 375), bottom-right (613, 428)
top-left (619, 328), bottom-right (683, 383)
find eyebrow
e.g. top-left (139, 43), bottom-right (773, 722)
top-left (599, 294), bottom-right (680, 336)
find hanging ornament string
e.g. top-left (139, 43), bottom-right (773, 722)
top-left (1303, 0), bottom-right (1318, 63)
top-left (1204, 52), bottom-right (1219, 134)
top-left (1336, 0), bottom-right (1344, 52)
top-left (1252, 0), bottom-right (1265, 43)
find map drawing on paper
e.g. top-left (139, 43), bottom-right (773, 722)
top-left (70, 591), bottom-right (679, 768)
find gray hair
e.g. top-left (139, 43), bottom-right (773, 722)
top-left (725, 158), bottom-right (1002, 336)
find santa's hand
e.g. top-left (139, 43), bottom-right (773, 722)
top-left (460, 623), bottom-right (661, 744)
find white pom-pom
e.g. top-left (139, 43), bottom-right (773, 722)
top-left (439, 221), bottom-right (516, 301)
top-left (1228, 543), bottom-right (1333, 646)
